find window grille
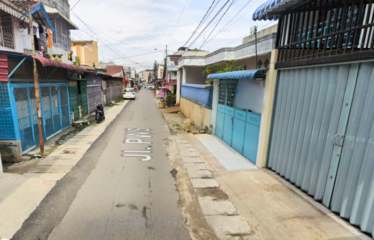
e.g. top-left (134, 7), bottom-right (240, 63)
top-left (52, 17), bottom-right (71, 50)
top-left (0, 10), bottom-right (14, 49)
top-left (276, 0), bottom-right (374, 64)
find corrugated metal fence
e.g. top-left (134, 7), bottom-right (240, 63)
top-left (181, 84), bottom-right (213, 109)
top-left (87, 75), bottom-right (102, 113)
top-left (268, 62), bottom-right (374, 236)
top-left (105, 80), bottom-right (122, 103)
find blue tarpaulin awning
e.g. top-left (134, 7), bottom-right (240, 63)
top-left (252, 0), bottom-right (304, 21)
top-left (181, 83), bottom-right (212, 89)
top-left (25, 2), bottom-right (55, 33)
top-left (207, 69), bottom-right (267, 80)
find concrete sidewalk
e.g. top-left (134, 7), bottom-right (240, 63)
top-left (0, 101), bottom-right (129, 239)
top-left (184, 133), bottom-right (370, 240)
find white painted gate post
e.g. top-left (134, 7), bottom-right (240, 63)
top-left (0, 152), bottom-right (3, 176)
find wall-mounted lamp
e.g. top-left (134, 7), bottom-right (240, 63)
top-left (264, 59), bottom-right (269, 68)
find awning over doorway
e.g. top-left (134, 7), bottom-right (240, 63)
top-left (252, 0), bottom-right (304, 21)
top-left (26, 2), bottom-right (56, 33)
top-left (33, 56), bottom-right (87, 71)
top-left (5, 52), bottom-right (87, 81)
top-left (0, 1), bottom-right (38, 27)
top-left (207, 69), bottom-right (266, 80)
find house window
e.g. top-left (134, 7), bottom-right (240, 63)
top-left (52, 17), bottom-right (71, 50)
top-left (0, 10), bottom-right (14, 49)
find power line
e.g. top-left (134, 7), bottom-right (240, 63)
top-left (72, 28), bottom-right (154, 63)
top-left (203, 0), bottom-right (237, 45)
top-left (187, 0), bottom-right (236, 64)
top-left (71, 10), bottom-right (122, 58)
top-left (187, 0), bottom-right (230, 49)
top-left (183, 0), bottom-right (216, 47)
top-left (199, 0), bottom-right (241, 45)
top-left (218, 21), bottom-right (276, 48)
top-left (204, 0), bottom-right (253, 46)
top-left (84, 23), bottom-right (153, 52)
top-left (71, 22), bottom-right (162, 68)
top-left (167, 0), bottom-right (190, 45)
top-left (71, 10), bottom-right (152, 68)
top-left (70, 0), bottom-right (82, 10)
top-left (70, 14), bottom-right (153, 53)
top-left (199, 0), bottom-right (223, 31)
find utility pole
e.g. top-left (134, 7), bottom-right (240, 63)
top-left (255, 26), bottom-right (258, 69)
top-left (251, 26), bottom-right (258, 69)
top-left (28, 2), bottom-right (45, 158)
top-left (165, 45), bottom-right (167, 79)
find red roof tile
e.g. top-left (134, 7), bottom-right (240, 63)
top-left (170, 56), bottom-right (181, 65)
top-left (106, 65), bottom-right (124, 76)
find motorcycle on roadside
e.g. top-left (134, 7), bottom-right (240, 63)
top-left (95, 104), bottom-right (105, 123)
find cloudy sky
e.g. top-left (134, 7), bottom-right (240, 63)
top-left (69, 0), bottom-right (276, 71)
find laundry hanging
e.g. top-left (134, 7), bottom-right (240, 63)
top-left (47, 29), bottom-right (52, 48)
top-left (39, 27), bottom-right (47, 49)
top-left (50, 54), bottom-right (62, 62)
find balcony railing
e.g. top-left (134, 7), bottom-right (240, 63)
top-left (276, 0), bottom-right (374, 66)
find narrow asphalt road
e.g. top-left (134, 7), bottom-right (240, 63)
top-left (13, 89), bottom-right (190, 240)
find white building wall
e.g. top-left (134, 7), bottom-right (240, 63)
top-left (131, 69), bottom-right (136, 78)
top-left (21, 28), bottom-right (32, 52)
top-left (178, 34), bottom-right (276, 68)
top-left (48, 44), bottom-right (73, 64)
top-left (211, 79), bottom-right (219, 133)
top-left (0, 17), bottom-right (26, 53)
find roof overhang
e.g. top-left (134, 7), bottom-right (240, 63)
top-left (181, 83), bottom-right (212, 89)
top-left (26, 2), bottom-right (56, 33)
top-left (207, 69), bottom-right (267, 80)
top-left (1, 0), bottom-right (38, 27)
top-left (253, 0), bottom-right (304, 21)
top-left (44, 5), bottom-right (78, 30)
top-left (6, 51), bottom-right (87, 72)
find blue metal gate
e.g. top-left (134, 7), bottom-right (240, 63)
top-left (232, 109), bottom-right (246, 153)
top-left (215, 79), bottom-right (261, 164)
top-left (243, 112), bottom-right (261, 162)
top-left (11, 83), bottom-right (71, 152)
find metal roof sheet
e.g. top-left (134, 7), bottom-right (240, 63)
top-left (32, 56), bottom-right (87, 71)
top-left (181, 83), bottom-right (212, 89)
top-left (207, 69), bottom-right (267, 80)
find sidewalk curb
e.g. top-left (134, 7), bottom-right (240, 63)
top-left (173, 134), bottom-right (254, 240)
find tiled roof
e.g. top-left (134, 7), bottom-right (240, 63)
top-left (106, 65), bottom-right (124, 76)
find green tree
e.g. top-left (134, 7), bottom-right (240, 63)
top-left (203, 60), bottom-right (244, 84)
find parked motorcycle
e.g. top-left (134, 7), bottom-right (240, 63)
top-left (95, 104), bottom-right (105, 123)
